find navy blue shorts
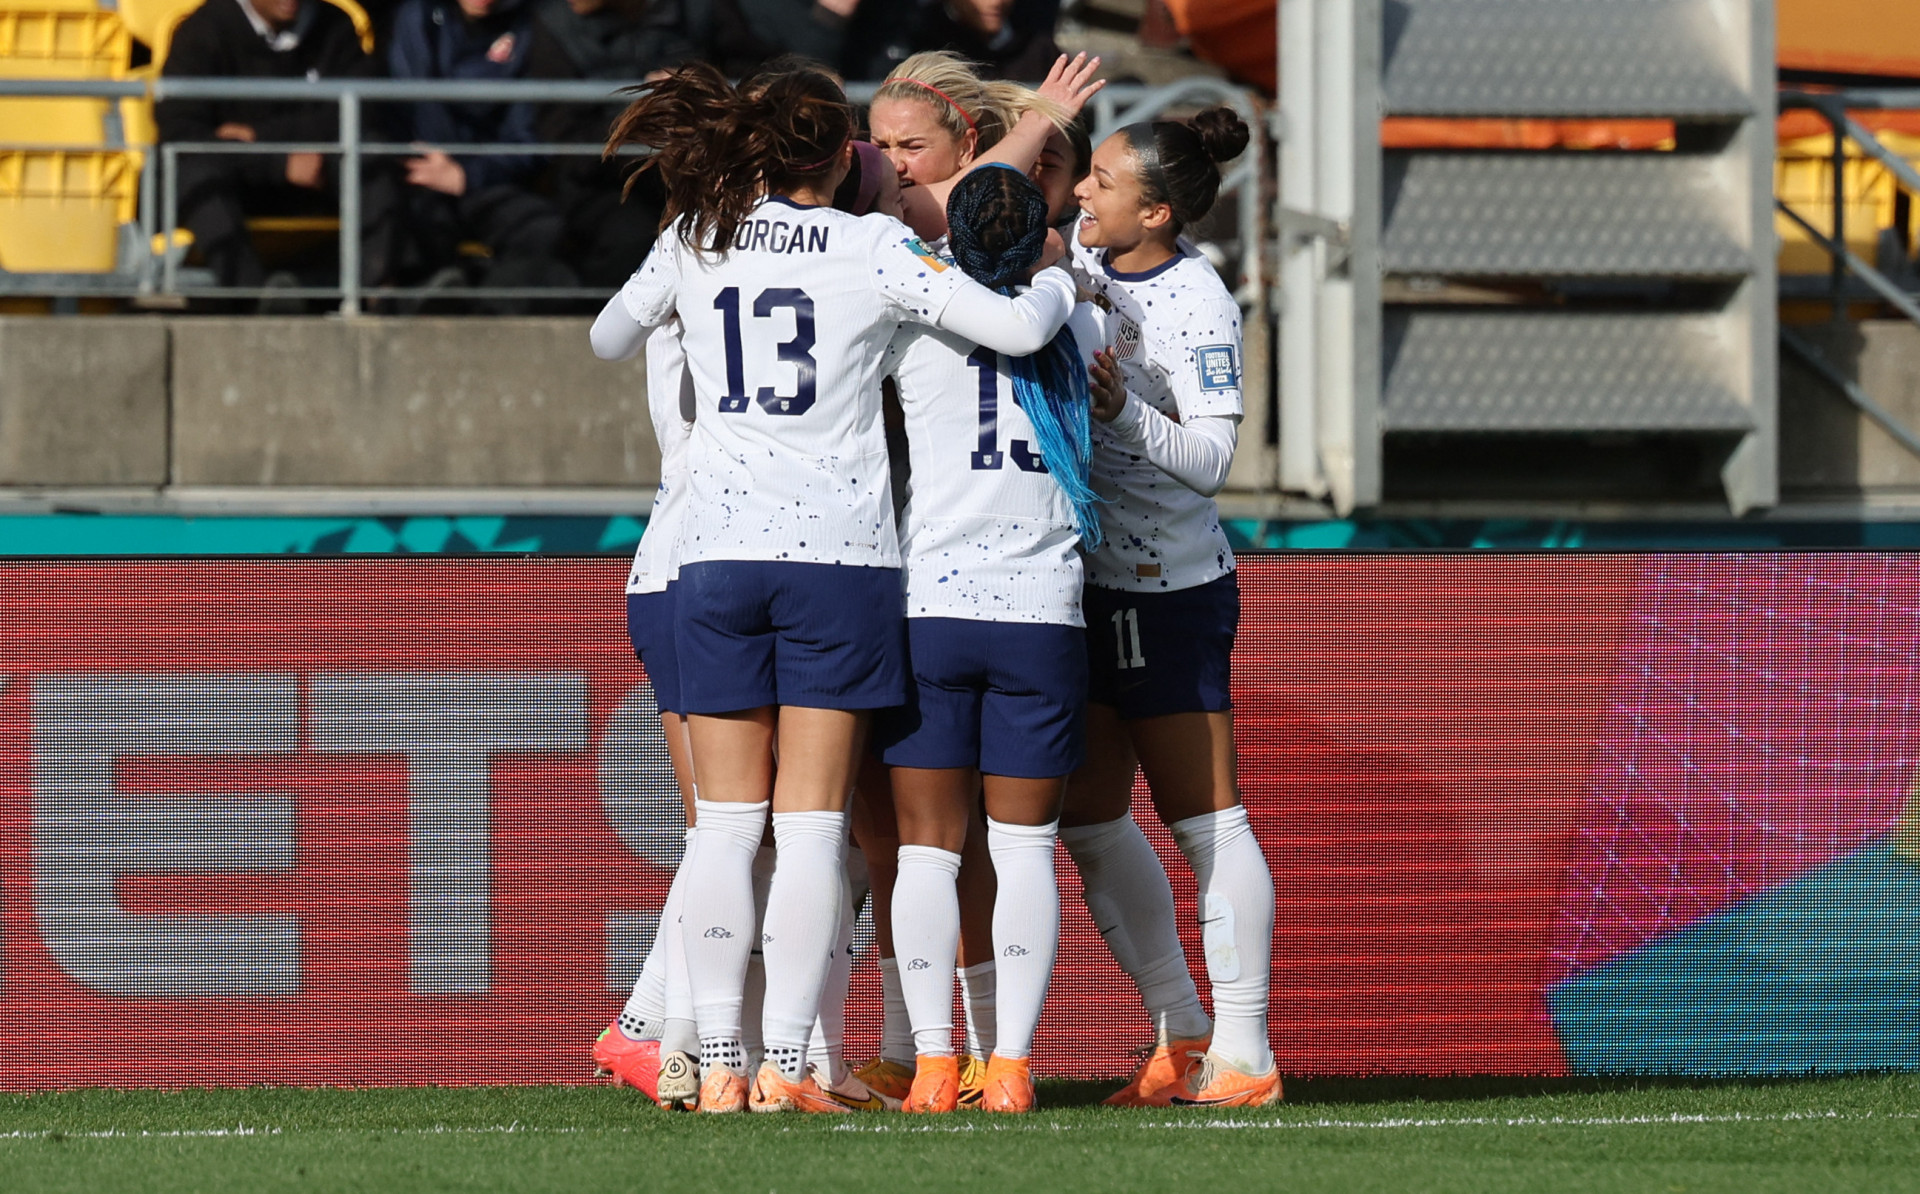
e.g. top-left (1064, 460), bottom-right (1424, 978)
top-left (875, 617), bottom-right (1087, 778)
top-left (674, 560), bottom-right (907, 714)
top-left (1083, 571), bottom-right (1238, 719)
top-left (627, 585), bottom-right (684, 715)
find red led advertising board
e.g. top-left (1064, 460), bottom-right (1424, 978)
top-left (0, 556), bottom-right (1913, 1089)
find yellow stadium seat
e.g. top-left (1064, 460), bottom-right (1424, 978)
top-left (0, 0), bottom-right (142, 274)
top-left (1776, 131), bottom-right (1920, 278)
top-left (0, 146), bottom-right (137, 271)
top-left (0, 0), bottom-right (129, 79)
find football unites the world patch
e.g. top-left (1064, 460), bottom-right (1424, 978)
top-left (904, 237), bottom-right (950, 271)
top-left (1197, 344), bottom-right (1238, 391)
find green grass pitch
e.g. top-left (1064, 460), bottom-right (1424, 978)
top-left (1, 1075), bottom-right (1916, 1193)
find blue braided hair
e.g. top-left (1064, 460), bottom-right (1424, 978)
top-left (944, 164), bottom-right (1103, 551)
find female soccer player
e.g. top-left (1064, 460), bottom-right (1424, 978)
top-left (596, 142), bottom-right (908, 1110)
top-left (592, 316), bottom-right (698, 1101)
top-left (869, 50), bottom-right (1101, 241)
top-left (591, 62), bottom-right (1077, 1115)
top-left (853, 49), bottom-right (1103, 1107)
top-left (877, 165), bottom-right (1105, 1115)
top-left (1060, 107), bottom-right (1283, 1108)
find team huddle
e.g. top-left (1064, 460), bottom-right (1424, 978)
top-left (587, 48), bottom-right (1276, 1115)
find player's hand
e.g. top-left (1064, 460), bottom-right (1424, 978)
top-left (214, 122), bottom-right (256, 142)
top-left (285, 151), bottom-right (324, 188)
top-left (1089, 349), bottom-right (1127, 422)
top-left (406, 150), bottom-right (467, 196)
top-left (1035, 228), bottom-right (1066, 273)
top-left (1037, 52), bottom-right (1104, 118)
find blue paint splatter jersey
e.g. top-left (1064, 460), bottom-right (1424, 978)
top-left (1069, 216), bottom-right (1242, 593)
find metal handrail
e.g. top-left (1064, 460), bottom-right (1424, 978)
top-left (0, 75), bottom-right (1265, 313)
top-left (1777, 88), bottom-right (1920, 457)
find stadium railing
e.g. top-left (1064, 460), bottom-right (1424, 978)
top-left (0, 75), bottom-right (1265, 314)
top-left (1778, 87), bottom-right (1920, 460)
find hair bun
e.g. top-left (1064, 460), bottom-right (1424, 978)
top-left (1188, 107), bottom-right (1249, 164)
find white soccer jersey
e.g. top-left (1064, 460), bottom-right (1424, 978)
top-left (618, 199), bottom-right (990, 569)
top-left (626, 319), bottom-right (695, 595)
top-left (1069, 216), bottom-right (1243, 592)
top-left (886, 302), bottom-right (1106, 626)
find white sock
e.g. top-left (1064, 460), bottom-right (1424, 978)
top-left (986, 819), bottom-right (1059, 1061)
top-left (808, 854), bottom-right (859, 1086)
top-left (619, 854), bottom-right (676, 1039)
top-left (741, 844), bottom-right (775, 1070)
top-left (1060, 814), bottom-right (1211, 1043)
top-left (1171, 806), bottom-right (1275, 1075)
top-left (878, 956), bottom-right (915, 1065)
top-left (660, 829), bottom-right (699, 1058)
top-left (891, 844), bottom-right (962, 1057)
top-left (684, 799), bottom-right (767, 1077)
top-left (760, 810), bottom-right (849, 1081)
top-left (959, 962), bottom-right (996, 1059)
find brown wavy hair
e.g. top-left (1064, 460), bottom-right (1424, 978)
top-left (605, 61), bottom-right (856, 255)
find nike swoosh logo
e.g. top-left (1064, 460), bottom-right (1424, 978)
top-left (825, 1090), bottom-right (887, 1112)
top-left (1096, 924), bottom-right (1120, 936)
top-left (1198, 917), bottom-right (1223, 925)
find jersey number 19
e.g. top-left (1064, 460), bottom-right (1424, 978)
top-left (966, 348), bottom-right (1047, 474)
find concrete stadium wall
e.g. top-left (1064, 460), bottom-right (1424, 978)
top-left (1781, 321), bottom-right (1920, 498)
top-left (6, 313), bottom-right (1919, 504)
top-left (0, 318), bottom-right (169, 486)
top-left (0, 317), bottom-right (657, 491)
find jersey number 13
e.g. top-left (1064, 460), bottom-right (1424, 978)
top-left (714, 286), bottom-right (816, 416)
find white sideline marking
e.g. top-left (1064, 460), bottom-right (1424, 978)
top-left (829, 1109), bottom-right (1920, 1134)
top-left (3, 1110), bottom-right (1913, 1142)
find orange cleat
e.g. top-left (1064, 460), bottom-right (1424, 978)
top-left (813, 1066), bottom-right (902, 1112)
top-left (748, 1064), bottom-right (856, 1114)
top-left (592, 1025), bottom-right (661, 1100)
top-left (696, 1066), bottom-right (749, 1114)
top-left (903, 1054), bottom-right (960, 1113)
top-left (1103, 1038), bottom-right (1210, 1107)
top-left (978, 1055), bottom-right (1035, 1113)
top-left (853, 1057), bottom-right (915, 1103)
top-left (1168, 1053), bottom-right (1283, 1108)
top-left (956, 1054), bottom-right (988, 1107)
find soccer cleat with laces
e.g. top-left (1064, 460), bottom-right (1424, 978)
top-left (655, 1049), bottom-right (700, 1111)
top-left (812, 1065), bottom-right (902, 1112)
top-left (852, 1057), bottom-right (915, 1102)
top-left (696, 1066), bottom-right (749, 1114)
top-left (1103, 1037), bottom-right (1210, 1107)
top-left (903, 1054), bottom-right (960, 1113)
top-left (956, 1054), bottom-right (988, 1107)
top-left (593, 1025), bottom-right (662, 1099)
top-left (1168, 1052), bottom-right (1283, 1108)
top-left (978, 1055), bottom-right (1035, 1113)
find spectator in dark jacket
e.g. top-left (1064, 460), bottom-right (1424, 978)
top-left (845, 0), bottom-right (1061, 82)
top-left (388, 0), bottom-right (576, 296)
top-left (695, 0), bottom-right (857, 78)
top-left (159, 0), bottom-right (399, 292)
top-left (526, 0), bottom-right (695, 288)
